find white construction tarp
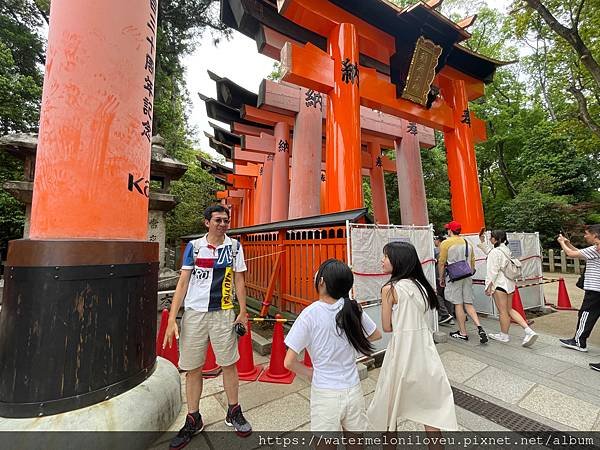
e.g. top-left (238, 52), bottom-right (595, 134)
top-left (347, 223), bottom-right (437, 354)
top-left (468, 232), bottom-right (545, 316)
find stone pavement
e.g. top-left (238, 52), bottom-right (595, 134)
top-left (151, 312), bottom-right (600, 448)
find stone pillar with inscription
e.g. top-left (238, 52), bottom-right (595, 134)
top-left (0, 0), bottom-right (180, 435)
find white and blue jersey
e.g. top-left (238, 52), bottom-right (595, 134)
top-left (181, 235), bottom-right (247, 312)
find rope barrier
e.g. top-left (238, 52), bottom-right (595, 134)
top-left (245, 250), bottom-right (286, 262)
top-left (471, 277), bottom-right (559, 288)
top-left (353, 258), bottom-right (435, 277)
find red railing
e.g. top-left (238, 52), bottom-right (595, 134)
top-left (239, 226), bottom-right (348, 314)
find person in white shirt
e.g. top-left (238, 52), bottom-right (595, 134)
top-left (478, 230), bottom-right (537, 347)
top-left (284, 259), bottom-right (382, 432)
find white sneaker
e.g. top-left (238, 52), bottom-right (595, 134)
top-left (522, 331), bottom-right (538, 348)
top-left (489, 333), bottom-right (510, 342)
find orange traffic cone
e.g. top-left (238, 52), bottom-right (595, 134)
top-left (303, 350), bottom-right (312, 368)
top-left (237, 315), bottom-right (263, 381)
top-left (202, 342), bottom-right (222, 378)
top-left (258, 314), bottom-right (295, 384)
top-left (511, 287), bottom-right (529, 324)
top-left (556, 278), bottom-right (577, 310)
top-left (156, 309), bottom-right (179, 368)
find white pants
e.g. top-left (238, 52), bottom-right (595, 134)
top-left (310, 383), bottom-right (367, 432)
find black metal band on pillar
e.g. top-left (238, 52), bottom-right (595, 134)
top-left (0, 240), bottom-right (159, 418)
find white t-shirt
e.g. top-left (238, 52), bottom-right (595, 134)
top-left (580, 246), bottom-right (600, 292)
top-left (181, 235), bottom-right (247, 312)
top-left (284, 299), bottom-right (377, 389)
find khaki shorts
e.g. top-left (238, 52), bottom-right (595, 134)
top-left (178, 308), bottom-right (239, 371)
top-left (310, 383), bottom-right (367, 432)
top-left (445, 277), bottom-right (474, 305)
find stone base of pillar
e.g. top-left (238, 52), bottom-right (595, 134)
top-left (0, 240), bottom-right (159, 417)
top-left (0, 357), bottom-right (181, 448)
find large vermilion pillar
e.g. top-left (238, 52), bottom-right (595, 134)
top-left (368, 142), bottom-right (389, 224)
top-left (288, 87), bottom-right (322, 219)
top-left (271, 122), bottom-right (290, 222)
top-left (0, 0), bottom-right (159, 418)
top-left (325, 23), bottom-right (362, 213)
top-left (259, 154), bottom-right (274, 223)
top-left (443, 79), bottom-right (485, 233)
top-left (395, 129), bottom-right (429, 225)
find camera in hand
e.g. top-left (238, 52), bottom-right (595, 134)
top-left (234, 322), bottom-right (246, 337)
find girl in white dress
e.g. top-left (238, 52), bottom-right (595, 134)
top-left (368, 242), bottom-right (457, 432)
top-left (478, 230), bottom-right (537, 346)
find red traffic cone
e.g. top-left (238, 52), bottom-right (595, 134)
top-left (303, 350), bottom-right (312, 368)
top-left (202, 342), bottom-right (222, 378)
top-left (258, 314), bottom-right (295, 384)
top-left (156, 309), bottom-right (179, 368)
top-left (237, 315), bottom-right (263, 381)
top-left (556, 278), bottom-right (576, 310)
top-left (511, 287), bottom-right (529, 324)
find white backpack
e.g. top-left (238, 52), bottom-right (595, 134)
top-left (499, 246), bottom-right (522, 281)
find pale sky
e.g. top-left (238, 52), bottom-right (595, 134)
top-left (184, 0), bottom-right (513, 160)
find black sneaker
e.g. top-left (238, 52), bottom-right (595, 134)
top-left (590, 363), bottom-right (600, 372)
top-left (225, 404), bottom-right (252, 437)
top-left (170, 413), bottom-right (204, 449)
top-left (559, 338), bottom-right (588, 352)
top-left (478, 328), bottom-right (488, 344)
top-left (450, 331), bottom-right (468, 341)
top-left (438, 315), bottom-right (453, 325)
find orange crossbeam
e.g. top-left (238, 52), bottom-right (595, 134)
top-left (226, 174), bottom-right (255, 190)
top-left (278, 0), bottom-right (394, 65)
top-left (241, 133), bottom-right (276, 154)
top-left (241, 105), bottom-right (295, 127)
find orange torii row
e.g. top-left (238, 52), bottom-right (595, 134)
top-left (219, 0), bottom-right (506, 232)
top-left (201, 75), bottom-right (444, 228)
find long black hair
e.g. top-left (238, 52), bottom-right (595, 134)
top-left (490, 230), bottom-right (508, 248)
top-left (382, 242), bottom-right (439, 310)
top-left (314, 259), bottom-right (374, 355)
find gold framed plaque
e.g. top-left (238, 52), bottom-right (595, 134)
top-left (401, 36), bottom-right (442, 106)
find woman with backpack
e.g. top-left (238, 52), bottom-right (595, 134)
top-left (479, 230), bottom-right (537, 347)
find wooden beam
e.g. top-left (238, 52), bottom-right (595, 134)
top-left (241, 133), bottom-right (276, 154)
top-left (241, 104), bottom-right (296, 127)
top-left (278, 0), bottom-right (394, 65)
top-left (228, 190), bottom-right (245, 199)
top-left (360, 65), bottom-right (455, 131)
top-left (260, 78), bottom-right (436, 147)
top-left (281, 42), bottom-right (334, 94)
top-left (438, 66), bottom-right (485, 101)
top-left (235, 164), bottom-right (260, 177)
top-left (472, 115), bottom-right (487, 143)
top-left (231, 121), bottom-right (273, 137)
top-left (216, 191), bottom-right (228, 200)
top-left (233, 146), bottom-right (266, 164)
top-left (226, 174), bottom-right (255, 190)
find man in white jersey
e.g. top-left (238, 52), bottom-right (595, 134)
top-left (557, 225), bottom-right (600, 366)
top-left (164, 205), bottom-right (251, 449)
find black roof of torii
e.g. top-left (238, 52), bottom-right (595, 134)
top-left (220, 0), bottom-right (510, 84)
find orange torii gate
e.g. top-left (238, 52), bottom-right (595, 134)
top-left (203, 78), bottom-right (437, 226)
top-left (220, 0), bottom-right (503, 232)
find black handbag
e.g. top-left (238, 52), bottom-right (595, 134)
top-left (576, 269), bottom-right (585, 290)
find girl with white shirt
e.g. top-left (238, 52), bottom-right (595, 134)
top-left (479, 230), bottom-right (537, 347)
top-left (284, 259), bottom-right (382, 432)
